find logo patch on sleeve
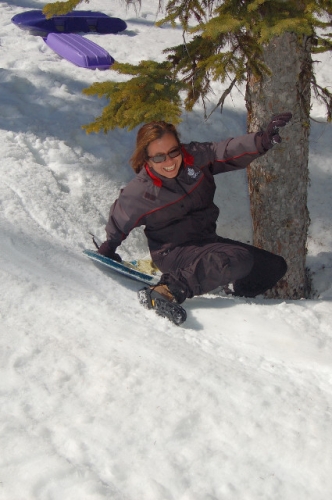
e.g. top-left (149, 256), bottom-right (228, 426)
top-left (143, 191), bottom-right (157, 201)
top-left (187, 167), bottom-right (200, 179)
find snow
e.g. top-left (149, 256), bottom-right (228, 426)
top-left (1, 1), bottom-right (332, 499)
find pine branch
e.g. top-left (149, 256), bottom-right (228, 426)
top-left (43, 0), bottom-right (87, 17)
top-left (204, 76), bottom-right (237, 120)
top-left (82, 61), bottom-right (186, 131)
top-left (311, 76), bottom-right (332, 121)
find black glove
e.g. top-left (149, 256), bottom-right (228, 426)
top-left (260, 112), bottom-right (292, 150)
top-left (98, 241), bottom-right (122, 262)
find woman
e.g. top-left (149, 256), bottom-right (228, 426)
top-left (98, 114), bottom-right (291, 325)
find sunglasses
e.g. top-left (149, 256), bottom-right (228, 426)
top-left (148, 147), bottom-right (182, 164)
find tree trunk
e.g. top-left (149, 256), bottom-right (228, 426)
top-left (246, 32), bottom-right (312, 299)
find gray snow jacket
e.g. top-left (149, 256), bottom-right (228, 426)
top-left (105, 133), bottom-right (265, 260)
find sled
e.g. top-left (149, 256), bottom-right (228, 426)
top-left (11, 10), bottom-right (127, 37)
top-left (45, 33), bottom-right (114, 70)
top-left (83, 249), bottom-right (161, 286)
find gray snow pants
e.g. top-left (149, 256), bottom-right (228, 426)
top-left (153, 236), bottom-right (287, 303)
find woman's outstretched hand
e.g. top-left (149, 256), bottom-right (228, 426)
top-left (261, 112), bottom-right (293, 150)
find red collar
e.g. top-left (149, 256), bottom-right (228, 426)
top-left (145, 164), bottom-right (162, 187)
top-left (181, 146), bottom-right (194, 166)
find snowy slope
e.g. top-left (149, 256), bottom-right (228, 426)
top-left (0, 1), bottom-right (332, 499)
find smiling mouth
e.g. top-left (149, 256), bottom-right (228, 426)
top-left (163, 164), bottom-right (176, 172)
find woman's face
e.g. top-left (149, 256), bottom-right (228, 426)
top-left (146, 133), bottom-right (182, 179)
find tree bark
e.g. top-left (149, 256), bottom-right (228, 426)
top-left (246, 32), bottom-right (312, 299)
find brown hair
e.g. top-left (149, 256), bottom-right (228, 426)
top-left (130, 121), bottom-right (181, 173)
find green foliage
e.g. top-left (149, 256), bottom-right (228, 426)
top-left (43, 0), bottom-right (87, 17)
top-left (44, 0), bottom-right (332, 128)
top-left (82, 61), bottom-right (186, 132)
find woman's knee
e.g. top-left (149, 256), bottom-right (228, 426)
top-left (227, 246), bottom-right (254, 281)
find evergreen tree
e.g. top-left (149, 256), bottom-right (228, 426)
top-left (44, 0), bottom-right (332, 299)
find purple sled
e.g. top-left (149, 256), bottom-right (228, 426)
top-left (45, 33), bottom-right (114, 70)
top-left (11, 10), bottom-right (127, 37)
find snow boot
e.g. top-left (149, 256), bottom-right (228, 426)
top-left (138, 284), bottom-right (187, 326)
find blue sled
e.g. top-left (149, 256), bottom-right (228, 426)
top-left (45, 33), bottom-right (114, 70)
top-left (83, 249), bottom-right (160, 286)
top-left (11, 10), bottom-right (127, 37)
